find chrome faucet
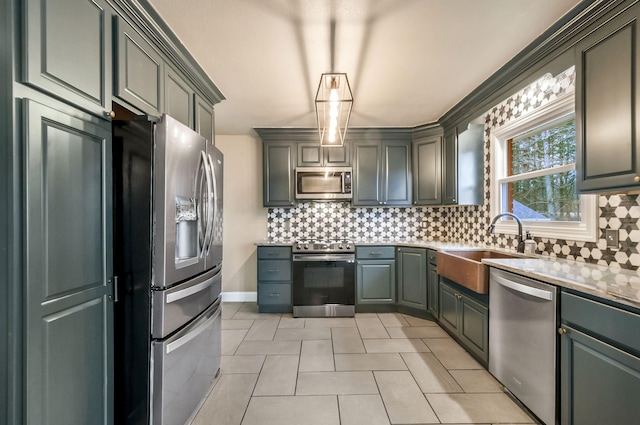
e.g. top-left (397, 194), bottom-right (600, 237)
top-left (488, 212), bottom-right (524, 253)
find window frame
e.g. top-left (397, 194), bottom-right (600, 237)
top-left (490, 91), bottom-right (597, 242)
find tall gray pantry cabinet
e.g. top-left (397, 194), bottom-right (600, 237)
top-left (1, 1), bottom-right (224, 424)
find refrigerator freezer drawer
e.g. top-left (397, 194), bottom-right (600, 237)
top-left (152, 268), bottom-right (221, 338)
top-left (151, 299), bottom-right (221, 425)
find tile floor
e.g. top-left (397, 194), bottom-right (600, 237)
top-left (191, 302), bottom-right (537, 425)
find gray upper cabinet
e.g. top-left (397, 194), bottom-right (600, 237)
top-left (576, 3), bottom-right (640, 193)
top-left (165, 67), bottom-right (194, 127)
top-left (24, 0), bottom-right (112, 116)
top-left (443, 124), bottom-right (484, 205)
top-left (297, 142), bottom-right (351, 167)
top-left (353, 139), bottom-right (412, 206)
top-left (114, 15), bottom-right (163, 116)
top-left (264, 142), bottom-right (296, 207)
top-left (24, 99), bottom-right (113, 425)
top-left (195, 94), bottom-right (215, 143)
top-left (413, 135), bottom-right (442, 205)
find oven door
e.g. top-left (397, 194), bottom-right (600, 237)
top-left (292, 254), bottom-right (355, 317)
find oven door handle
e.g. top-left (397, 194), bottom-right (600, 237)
top-left (293, 254), bottom-right (355, 262)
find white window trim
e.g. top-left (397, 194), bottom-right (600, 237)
top-left (490, 90), bottom-right (598, 242)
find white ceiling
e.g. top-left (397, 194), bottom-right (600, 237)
top-left (148, 0), bottom-right (582, 135)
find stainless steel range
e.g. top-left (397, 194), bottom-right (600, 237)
top-left (292, 240), bottom-right (356, 317)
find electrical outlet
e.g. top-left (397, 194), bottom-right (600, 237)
top-left (605, 229), bottom-right (619, 248)
top-left (420, 220), bottom-right (429, 229)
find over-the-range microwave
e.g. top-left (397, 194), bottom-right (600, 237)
top-left (295, 167), bottom-right (352, 200)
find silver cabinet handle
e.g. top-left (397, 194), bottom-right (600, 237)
top-left (369, 252), bottom-right (382, 256)
top-left (268, 293), bottom-right (281, 297)
top-left (267, 269), bottom-right (280, 273)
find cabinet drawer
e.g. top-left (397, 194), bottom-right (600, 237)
top-left (356, 246), bottom-right (395, 260)
top-left (258, 260), bottom-right (291, 281)
top-left (561, 291), bottom-right (640, 353)
top-left (427, 249), bottom-right (437, 264)
top-left (258, 246), bottom-right (292, 260)
top-left (258, 283), bottom-right (291, 305)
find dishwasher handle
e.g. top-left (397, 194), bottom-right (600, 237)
top-left (492, 273), bottom-right (554, 301)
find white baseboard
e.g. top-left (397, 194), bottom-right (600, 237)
top-left (222, 291), bottom-right (257, 302)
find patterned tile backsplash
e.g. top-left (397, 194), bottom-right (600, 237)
top-left (267, 66), bottom-right (640, 270)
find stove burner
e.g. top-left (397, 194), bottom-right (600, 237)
top-left (294, 239), bottom-right (354, 253)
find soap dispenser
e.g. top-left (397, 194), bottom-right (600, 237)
top-left (524, 231), bottom-right (536, 254)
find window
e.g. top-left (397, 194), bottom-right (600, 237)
top-left (490, 91), bottom-right (597, 242)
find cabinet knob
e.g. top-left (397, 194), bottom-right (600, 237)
top-left (634, 176), bottom-right (640, 183)
top-left (105, 110), bottom-right (115, 119)
top-left (558, 327), bottom-right (567, 335)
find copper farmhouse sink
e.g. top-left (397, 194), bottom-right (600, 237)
top-left (436, 250), bottom-right (522, 294)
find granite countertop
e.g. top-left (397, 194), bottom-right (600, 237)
top-left (255, 238), bottom-right (640, 309)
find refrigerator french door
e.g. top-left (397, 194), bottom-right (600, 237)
top-left (113, 113), bottom-right (223, 425)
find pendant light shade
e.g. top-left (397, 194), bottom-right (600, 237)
top-left (315, 73), bottom-right (353, 147)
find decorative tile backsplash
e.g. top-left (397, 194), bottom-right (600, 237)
top-left (267, 66), bottom-right (640, 270)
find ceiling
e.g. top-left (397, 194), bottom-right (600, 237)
top-left (147, 0), bottom-right (582, 135)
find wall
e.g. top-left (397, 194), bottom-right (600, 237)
top-left (267, 68), bottom-right (640, 270)
top-left (217, 134), bottom-right (266, 299)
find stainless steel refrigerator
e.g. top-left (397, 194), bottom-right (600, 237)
top-left (113, 114), bottom-right (223, 425)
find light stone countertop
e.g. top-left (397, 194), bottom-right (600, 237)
top-left (255, 239), bottom-right (640, 310)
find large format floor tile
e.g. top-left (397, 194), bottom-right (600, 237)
top-left (296, 371), bottom-right (379, 395)
top-left (242, 396), bottom-right (340, 425)
top-left (192, 303), bottom-right (533, 425)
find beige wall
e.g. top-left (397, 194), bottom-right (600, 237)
top-left (216, 134), bottom-right (266, 298)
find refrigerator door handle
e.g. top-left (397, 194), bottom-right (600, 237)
top-left (166, 273), bottom-right (218, 303)
top-left (165, 298), bottom-right (221, 354)
top-left (204, 153), bottom-right (217, 255)
top-left (198, 151), bottom-right (214, 257)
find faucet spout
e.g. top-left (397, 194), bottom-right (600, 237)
top-left (489, 212), bottom-right (524, 253)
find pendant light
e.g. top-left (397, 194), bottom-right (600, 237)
top-left (315, 73), bottom-right (353, 146)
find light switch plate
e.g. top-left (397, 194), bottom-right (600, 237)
top-left (605, 229), bottom-right (619, 248)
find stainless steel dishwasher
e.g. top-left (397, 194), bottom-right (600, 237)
top-left (489, 268), bottom-right (558, 425)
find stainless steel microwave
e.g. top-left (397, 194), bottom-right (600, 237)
top-left (295, 167), bottom-right (352, 200)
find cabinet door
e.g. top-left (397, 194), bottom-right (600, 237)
top-left (459, 294), bottom-right (488, 364)
top-left (443, 130), bottom-right (458, 205)
top-left (165, 67), bottom-right (194, 128)
top-left (24, 99), bottom-right (113, 425)
top-left (383, 141), bottom-right (412, 206)
top-left (576, 4), bottom-right (640, 192)
top-left (195, 95), bottom-right (215, 143)
top-left (397, 247), bottom-right (427, 310)
top-left (24, 0), bottom-right (112, 116)
top-left (353, 142), bottom-right (381, 206)
top-left (356, 260), bottom-right (396, 304)
top-left (114, 16), bottom-right (163, 116)
top-left (438, 281), bottom-right (459, 334)
top-left (297, 142), bottom-right (323, 166)
top-left (413, 136), bottom-right (442, 205)
top-left (427, 259), bottom-right (439, 316)
top-left (324, 145), bottom-right (351, 166)
top-left (560, 326), bottom-right (640, 425)
top-left (457, 124), bottom-right (484, 205)
top-left (264, 142), bottom-right (296, 207)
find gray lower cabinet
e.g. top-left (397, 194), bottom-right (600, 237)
top-left (263, 141), bottom-right (296, 207)
top-left (257, 247), bottom-right (292, 313)
top-left (412, 135), bottom-right (442, 205)
top-left (353, 140), bottom-right (412, 206)
top-left (24, 99), bottom-right (114, 425)
top-left (396, 247), bottom-right (427, 310)
top-left (560, 291), bottom-right (640, 425)
top-left (114, 15), bottom-right (163, 116)
top-left (575, 2), bottom-right (640, 193)
top-left (165, 66), bottom-right (194, 128)
top-left (24, 0), bottom-right (113, 116)
top-left (439, 278), bottom-right (489, 366)
top-left (356, 246), bottom-right (396, 305)
top-left (426, 250), bottom-right (439, 316)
